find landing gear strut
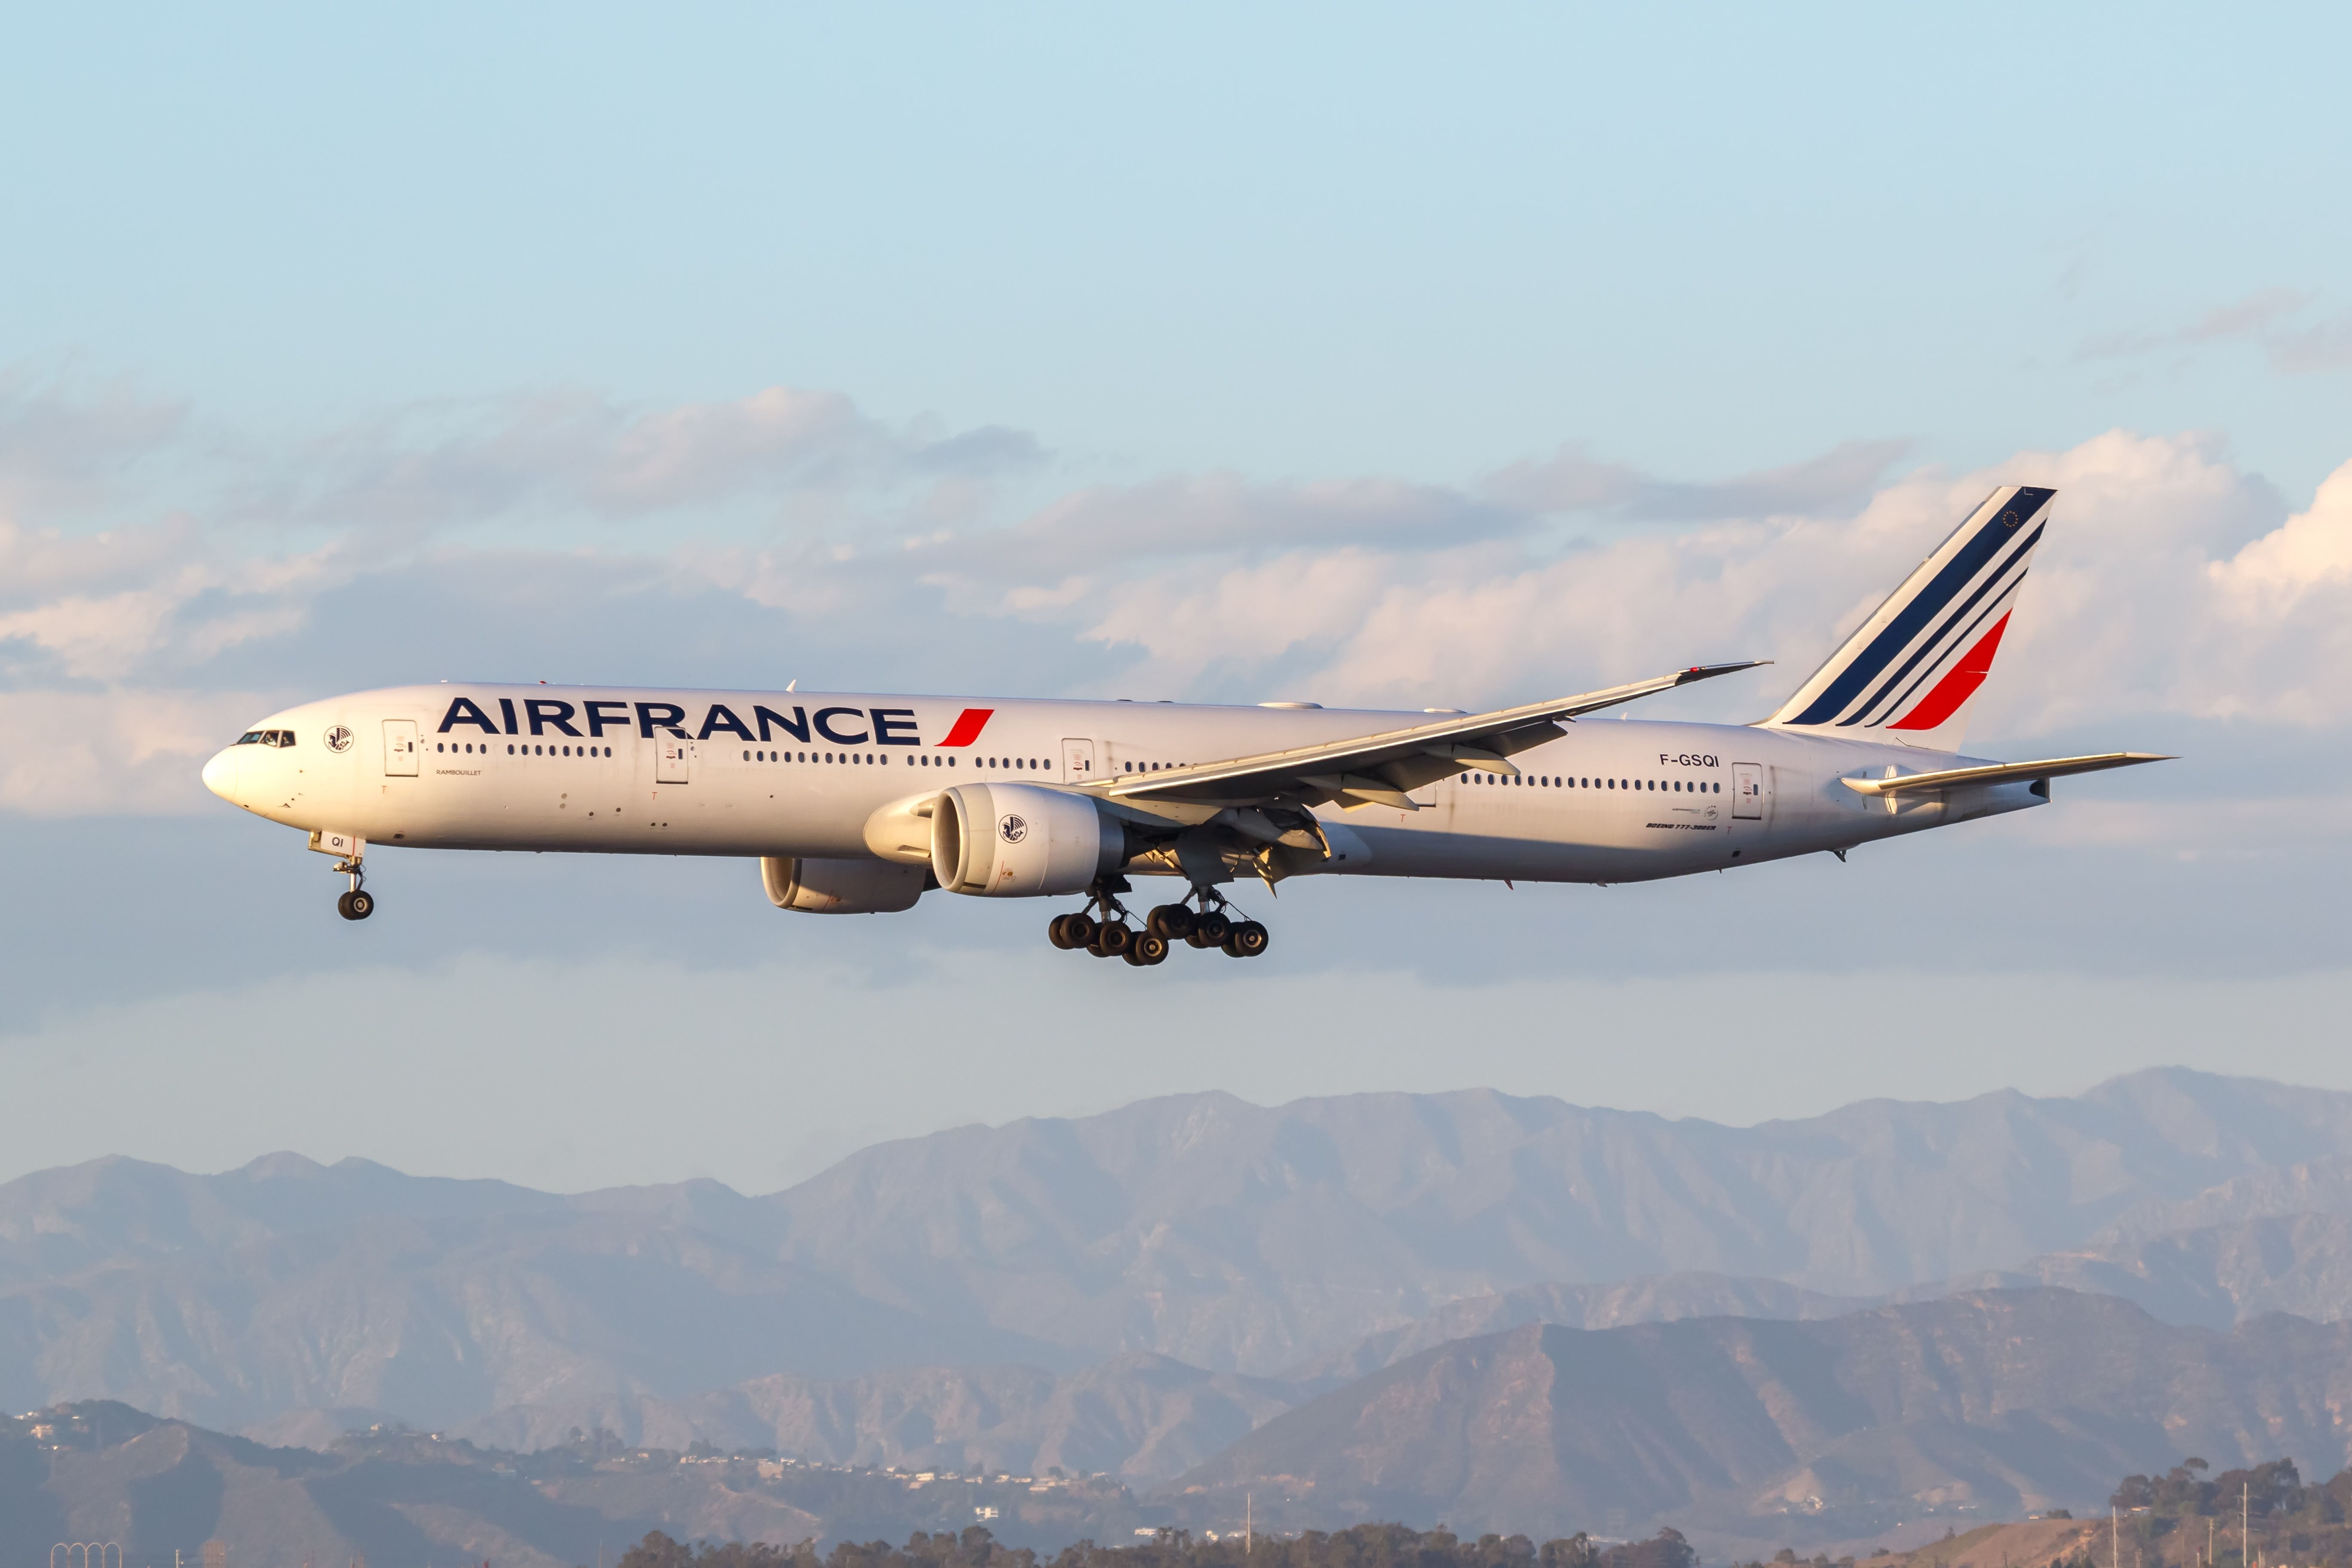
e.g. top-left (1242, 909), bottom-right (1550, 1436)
top-left (1046, 881), bottom-right (1267, 965)
top-left (334, 856), bottom-right (374, 921)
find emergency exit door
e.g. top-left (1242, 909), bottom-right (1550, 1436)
top-left (383, 720), bottom-right (419, 776)
top-left (1731, 761), bottom-right (1767, 819)
top-left (657, 739), bottom-right (695, 784)
top-left (1061, 738), bottom-right (1096, 783)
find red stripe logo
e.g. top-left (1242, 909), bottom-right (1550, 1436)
top-left (1888, 613), bottom-right (2010, 731)
top-left (936, 708), bottom-right (994, 747)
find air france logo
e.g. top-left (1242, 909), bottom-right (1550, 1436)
top-left (999, 814), bottom-right (1027, 845)
top-left (324, 726), bottom-right (354, 753)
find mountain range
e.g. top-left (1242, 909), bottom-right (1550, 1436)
top-left (21, 1069), bottom-right (2352, 1546)
top-left (1169, 1288), bottom-right (2352, 1545)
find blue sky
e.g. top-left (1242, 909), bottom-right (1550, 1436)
top-left (3, 5), bottom-right (2349, 1191)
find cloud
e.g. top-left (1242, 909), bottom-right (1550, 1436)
top-left (1029, 430), bottom-right (2352, 741)
top-left (199, 386), bottom-right (1050, 543)
top-left (3, 372), bottom-right (2351, 818)
top-left (2078, 288), bottom-right (2352, 375)
top-left (1486, 438), bottom-right (1914, 521)
top-left (0, 688), bottom-right (285, 815)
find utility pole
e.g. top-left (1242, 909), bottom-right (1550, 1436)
top-left (2243, 1482), bottom-right (2249, 1568)
top-left (1246, 1493), bottom-right (1253, 1556)
top-left (2113, 1505), bottom-right (2119, 1568)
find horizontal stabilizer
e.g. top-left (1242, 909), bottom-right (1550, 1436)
top-left (1839, 751), bottom-right (2174, 796)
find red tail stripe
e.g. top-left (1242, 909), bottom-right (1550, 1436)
top-left (936, 708), bottom-right (994, 747)
top-left (1888, 613), bottom-right (2010, 732)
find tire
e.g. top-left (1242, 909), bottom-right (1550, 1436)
top-left (1089, 922), bottom-right (1130, 957)
top-left (1193, 911), bottom-right (1231, 945)
top-left (1130, 931), bottom-right (1170, 965)
top-left (1048, 914), bottom-right (1079, 949)
top-left (1147, 903), bottom-right (1195, 939)
top-left (340, 889), bottom-right (375, 921)
top-left (1184, 928), bottom-right (1217, 948)
top-left (1224, 919), bottom-right (1268, 958)
top-left (1063, 912), bottom-right (1097, 947)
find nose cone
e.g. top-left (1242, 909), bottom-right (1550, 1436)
top-left (202, 747), bottom-right (240, 802)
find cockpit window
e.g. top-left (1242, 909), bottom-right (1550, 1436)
top-left (236, 729), bottom-right (296, 747)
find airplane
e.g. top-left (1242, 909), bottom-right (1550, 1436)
top-left (201, 484), bottom-right (2167, 966)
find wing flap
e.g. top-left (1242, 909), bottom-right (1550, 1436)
top-left (1840, 751), bottom-right (2174, 796)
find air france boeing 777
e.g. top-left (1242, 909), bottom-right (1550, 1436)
top-left (202, 485), bottom-right (2166, 966)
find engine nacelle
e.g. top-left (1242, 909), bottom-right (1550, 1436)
top-left (761, 855), bottom-right (926, 913)
top-left (931, 782), bottom-right (1124, 897)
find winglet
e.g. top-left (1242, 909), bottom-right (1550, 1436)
top-left (1673, 660), bottom-right (1772, 688)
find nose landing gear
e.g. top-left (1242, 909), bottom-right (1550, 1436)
top-left (1046, 881), bottom-right (1266, 966)
top-left (334, 856), bottom-right (374, 921)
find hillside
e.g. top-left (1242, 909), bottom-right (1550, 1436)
top-left (0, 1402), bottom-right (1145, 1568)
top-left (1298, 1212), bottom-right (2352, 1381)
top-left (460, 1353), bottom-right (1307, 1483)
top-left (1164, 1290), bottom-right (2352, 1552)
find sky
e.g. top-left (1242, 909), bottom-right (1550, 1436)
top-left (3, 4), bottom-right (2349, 1194)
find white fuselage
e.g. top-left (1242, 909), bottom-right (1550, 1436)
top-left (201, 682), bottom-right (2042, 888)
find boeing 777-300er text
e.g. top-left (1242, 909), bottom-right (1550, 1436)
top-left (202, 485), bottom-right (2167, 965)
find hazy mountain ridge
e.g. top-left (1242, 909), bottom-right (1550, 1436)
top-left (2, 1401), bottom-right (1124, 1568)
top-left (17, 1068), bottom-right (2352, 1446)
top-left (0, 1208), bottom-right (1072, 1434)
top-left (475, 1352), bottom-right (1312, 1482)
top-left (748, 1070), bottom-right (2352, 1371)
top-left (1305, 1210), bottom-right (2352, 1381)
top-left (1167, 1289), bottom-right (2352, 1548)
top-left (1914, 1211), bottom-right (2352, 1329)
top-left (1283, 1273), bottom-right (1874, 1382)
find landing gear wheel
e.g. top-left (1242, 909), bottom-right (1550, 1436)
top-left (1088, 921), bottom-right (1131, 958)
top-left (1190, 910), bottom-right (1231, 948)
top-left (1146, 903), bottom-right (1196, 940)
top-left (1124, 931), bottom-right (1170, 966)
top-left (338, 889), bottom-right (375, 921)
top-left (1048, 913), bottom-right (1087, 949)
top-left (1222, 919), bottom-right (1268, 958)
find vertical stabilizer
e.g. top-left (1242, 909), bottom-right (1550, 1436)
top-left (1762, 484), bottom-right (2053, 751)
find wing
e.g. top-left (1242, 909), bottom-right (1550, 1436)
top-left (1839, 751), bottom-right (2174, 796)
top-left (1088, 661), bottom-right (1770, 812)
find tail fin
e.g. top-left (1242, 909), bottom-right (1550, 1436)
top-left (1762, 484), bottom-right (2054, 750)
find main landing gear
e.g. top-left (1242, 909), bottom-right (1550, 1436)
top-left (1047, 880), bottom-right (1268, 967)
top-left (334, 855), bottom-right (374, 921)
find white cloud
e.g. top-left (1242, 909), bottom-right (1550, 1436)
top-left (2078, 287), bottom-right (2352, 376)
top-left (3, 375), bottom-right (2351, 817)
top-left (0, 689), bottom-right (288, 815)
top-left (0, 374), bottom-right (188, 522)
top-left (1039, 430), bottom-right (2352, 737)
top-left (249, 385), bottom-right (1047, 536)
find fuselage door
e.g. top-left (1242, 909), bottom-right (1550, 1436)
top-left (1731, 761), bottom-right (1767, 820)
top-left (657, 739), bottom-right (694, 785)
top-left (383, 720), bottom-right (419, 777)
top-left (1061, 738), bottom-right (1095, 783)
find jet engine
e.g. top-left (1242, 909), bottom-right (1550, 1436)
top-left (931, 782), bottom-right (1125, 897)
top-left (761, 855), bottom-right (927, 913)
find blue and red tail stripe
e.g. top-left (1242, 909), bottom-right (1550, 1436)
top-left (1769, 484), bottom-right (2053, 738)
